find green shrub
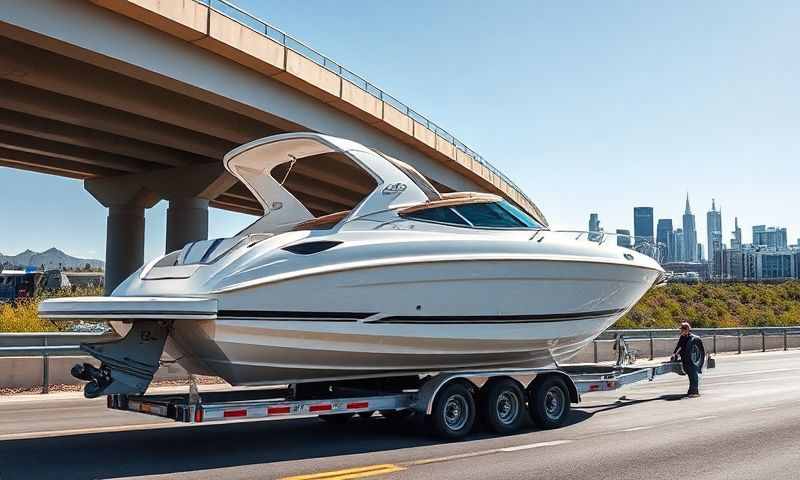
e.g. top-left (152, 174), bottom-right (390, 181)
top-left (0, 286), bottom-right (104, 333)
top-left (616, 281), bottom-right (800, 329)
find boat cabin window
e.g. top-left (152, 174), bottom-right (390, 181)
top-left (402, 206), bottom-right (469, 226)
top-left (402, 200), bottom-right (543, 229)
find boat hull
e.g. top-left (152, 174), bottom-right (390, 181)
top-left (154, 258), bottom-right (660, 385)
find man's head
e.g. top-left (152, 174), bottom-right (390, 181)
top-left (680, 322), bottom-right (691, 336)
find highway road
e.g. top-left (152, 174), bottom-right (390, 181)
top-left (1, 350), bottom-right (799, 480)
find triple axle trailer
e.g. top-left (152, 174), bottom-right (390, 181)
top-left (106, 358), bottom-right (696, 439)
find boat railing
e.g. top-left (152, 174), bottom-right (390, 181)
top-left (543, 230), bottom-right (666, 263)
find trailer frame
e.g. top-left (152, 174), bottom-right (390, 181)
top-left (106, 359), bottom-right (693, 437)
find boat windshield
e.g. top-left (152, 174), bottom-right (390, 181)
top-left (401, 199), bottom-right (544, 230)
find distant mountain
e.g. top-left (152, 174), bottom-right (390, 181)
top-left (0, 248), bottom-right (104, 271)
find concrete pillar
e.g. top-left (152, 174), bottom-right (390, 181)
top-left (86, 163), bottom-right (236, 294)
top-left (166, 198), bottom-right (209, 253)
top-left (105, 205), bottom-right (146, 295)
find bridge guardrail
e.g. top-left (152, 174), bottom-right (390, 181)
top-left (200, 0), bottom-right (533, 207)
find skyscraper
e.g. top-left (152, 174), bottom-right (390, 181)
top-left (731, 217), bottom-right (742, 250)
top-left (707, 199), bottom-right (723, 276)
top-left (752, 225), bottom-right (788, 250)
top-left (682, 194), bottom-right (698, 262)
top-left (588, 213), bottom-right (601, 241)
top-left (656, 219), bottom-right (674, 262)
top-left (633, 207), bottom-right (654, 246)
top-left (674, 228), bottom-right (685, 261)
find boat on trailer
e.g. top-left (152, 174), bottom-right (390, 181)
top-left (39, 132), bottom-right (664, 399)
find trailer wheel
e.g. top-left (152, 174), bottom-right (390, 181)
top-left (318, 413), bottom-right (353, 424)
top-left (480, 378), bottom-right (526, 434)
top-left (528, 376), bottom-right (571, 429)
top-left (428, 382), bottom-right (476, 439)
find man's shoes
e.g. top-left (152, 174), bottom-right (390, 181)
top-left (687, 393), bottom-right (701, 398)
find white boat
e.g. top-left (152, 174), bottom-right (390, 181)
top-left (39, 132), bottom-right (664, 396)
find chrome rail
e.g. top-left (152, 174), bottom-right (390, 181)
top-left (545, 229), bottom-right (666, 263)
top-left (200, 0), bottom-right (531, 205)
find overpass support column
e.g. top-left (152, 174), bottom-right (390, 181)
top-left (105, 205), bottom-right (146, 295)
top-left (165, 197), bottom-right (209, 253)
top-left (85, 180), bottom-right (159, 295)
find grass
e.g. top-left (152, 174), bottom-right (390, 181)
top-left (615, 281), bottom-right (800, 329)
top-left (0, 286), bottom-right (103, 333)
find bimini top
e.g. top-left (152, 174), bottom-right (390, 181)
top-left (223, 132), bottom-right (547, 231)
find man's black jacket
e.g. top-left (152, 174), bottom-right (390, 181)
top-left (674, 333), bottom-right (705, 373)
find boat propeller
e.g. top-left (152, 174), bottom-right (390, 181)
top-left (70, 320), bottom-right (171, 398)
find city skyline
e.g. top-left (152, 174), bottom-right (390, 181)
top-left (587, 192), bottom-right (797, 263)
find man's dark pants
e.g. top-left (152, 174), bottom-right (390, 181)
top-left (685, 363), bottom-right (699, 394)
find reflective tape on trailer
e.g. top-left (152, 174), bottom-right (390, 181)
top-left (308, 403), bottom-right (333, 413)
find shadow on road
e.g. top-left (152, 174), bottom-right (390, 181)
top-left (0, 408), bottom-right (595, 479)
top-left (575, 393), bottom-right (688, 417)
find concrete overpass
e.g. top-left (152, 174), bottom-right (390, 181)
top-left (0, 0), bottom-right (541, 292)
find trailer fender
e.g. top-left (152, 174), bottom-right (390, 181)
top-left (529, 371), bottom-right (580, 404)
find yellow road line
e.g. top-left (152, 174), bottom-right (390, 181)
top-left (280, 464), bottom-right (405, 480)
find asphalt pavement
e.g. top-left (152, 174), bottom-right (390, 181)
top-left (1, 350), bottom-right (799, 480)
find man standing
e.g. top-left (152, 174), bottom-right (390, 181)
top-left (672, 322), bottom-right (705, 397)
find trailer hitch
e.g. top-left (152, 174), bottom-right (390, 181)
top-left (71, 320), bottom-right (171, 398)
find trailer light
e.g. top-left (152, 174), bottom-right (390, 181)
top-left (268, 406), bottom-right (291, 415)
top-left (224, 409), bottom-right (248, 418)
top-left (347, 402), bottom-right (369, 410)
top-left (309, 403), bottom-right (333, 412)
top-left (194, 406), bottom-right (204, 423)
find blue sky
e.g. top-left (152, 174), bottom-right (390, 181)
top-left (1, 0), bottom-right (798, 260)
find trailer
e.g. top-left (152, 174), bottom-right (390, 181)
top-left (106, 356), bottom-right (702, 439)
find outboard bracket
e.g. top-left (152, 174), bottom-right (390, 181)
top-left (71, 320), bottom-right (171, 398)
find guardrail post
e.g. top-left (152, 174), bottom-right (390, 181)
top-left (785, 329), bottom-right (788, 351)
top-left (762, 330), bottom-right (766, 352)
top-left (713, 334), bottom-right (717, 355)
top-left (737, 330), bottom-right (742, 354)
top-left (593, 339), bottom-right (598, 363)
top-left (42, 336), bottom-right (49, 395)
top-left (649, 331), bottom-right (654, 360)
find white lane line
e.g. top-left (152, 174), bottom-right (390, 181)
top-left (751, 406), bottom-right (777, 412)
top-left (499, 440), bottom-right (573, 452)
top-left (0, 422), bottom-right (183, 441)
top-left (622, 425), bottom-right (654, 432)
top-left (705, 367), bottom-right (799, 380)
top-left (705, 376), bottom-right (800, 387)
top-left (695, 415), bottom-right (718, 421)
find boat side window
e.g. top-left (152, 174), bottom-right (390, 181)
top-left (402, 206), bottom-right (468, 226)
top-left (453, 202), bottom-right (527, 228)
top-left (496, 200), bottom-right (543, 228)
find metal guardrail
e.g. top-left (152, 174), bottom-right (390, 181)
top-left (0, 332), bottom-right (114, 394)
top-left (200, 0), bottom-right (533, 206)
top-left (594, 327), bottom-right (800, 363)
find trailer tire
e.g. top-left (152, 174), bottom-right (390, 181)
top-left (318, 413), bottom-right (353, 424)
top-left (480, 378), bottom-right (526, 434)
top-left (428, 382), bottom-right (476, 440)
top-left (528, 376), bottom-right (571, 429)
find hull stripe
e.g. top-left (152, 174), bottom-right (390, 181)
top-left (218, 310), bottom-right (375, 320)
top-left (374, 308), bottom-right (625, 324)
top-left (217, 308), bottom-right (626, 324)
